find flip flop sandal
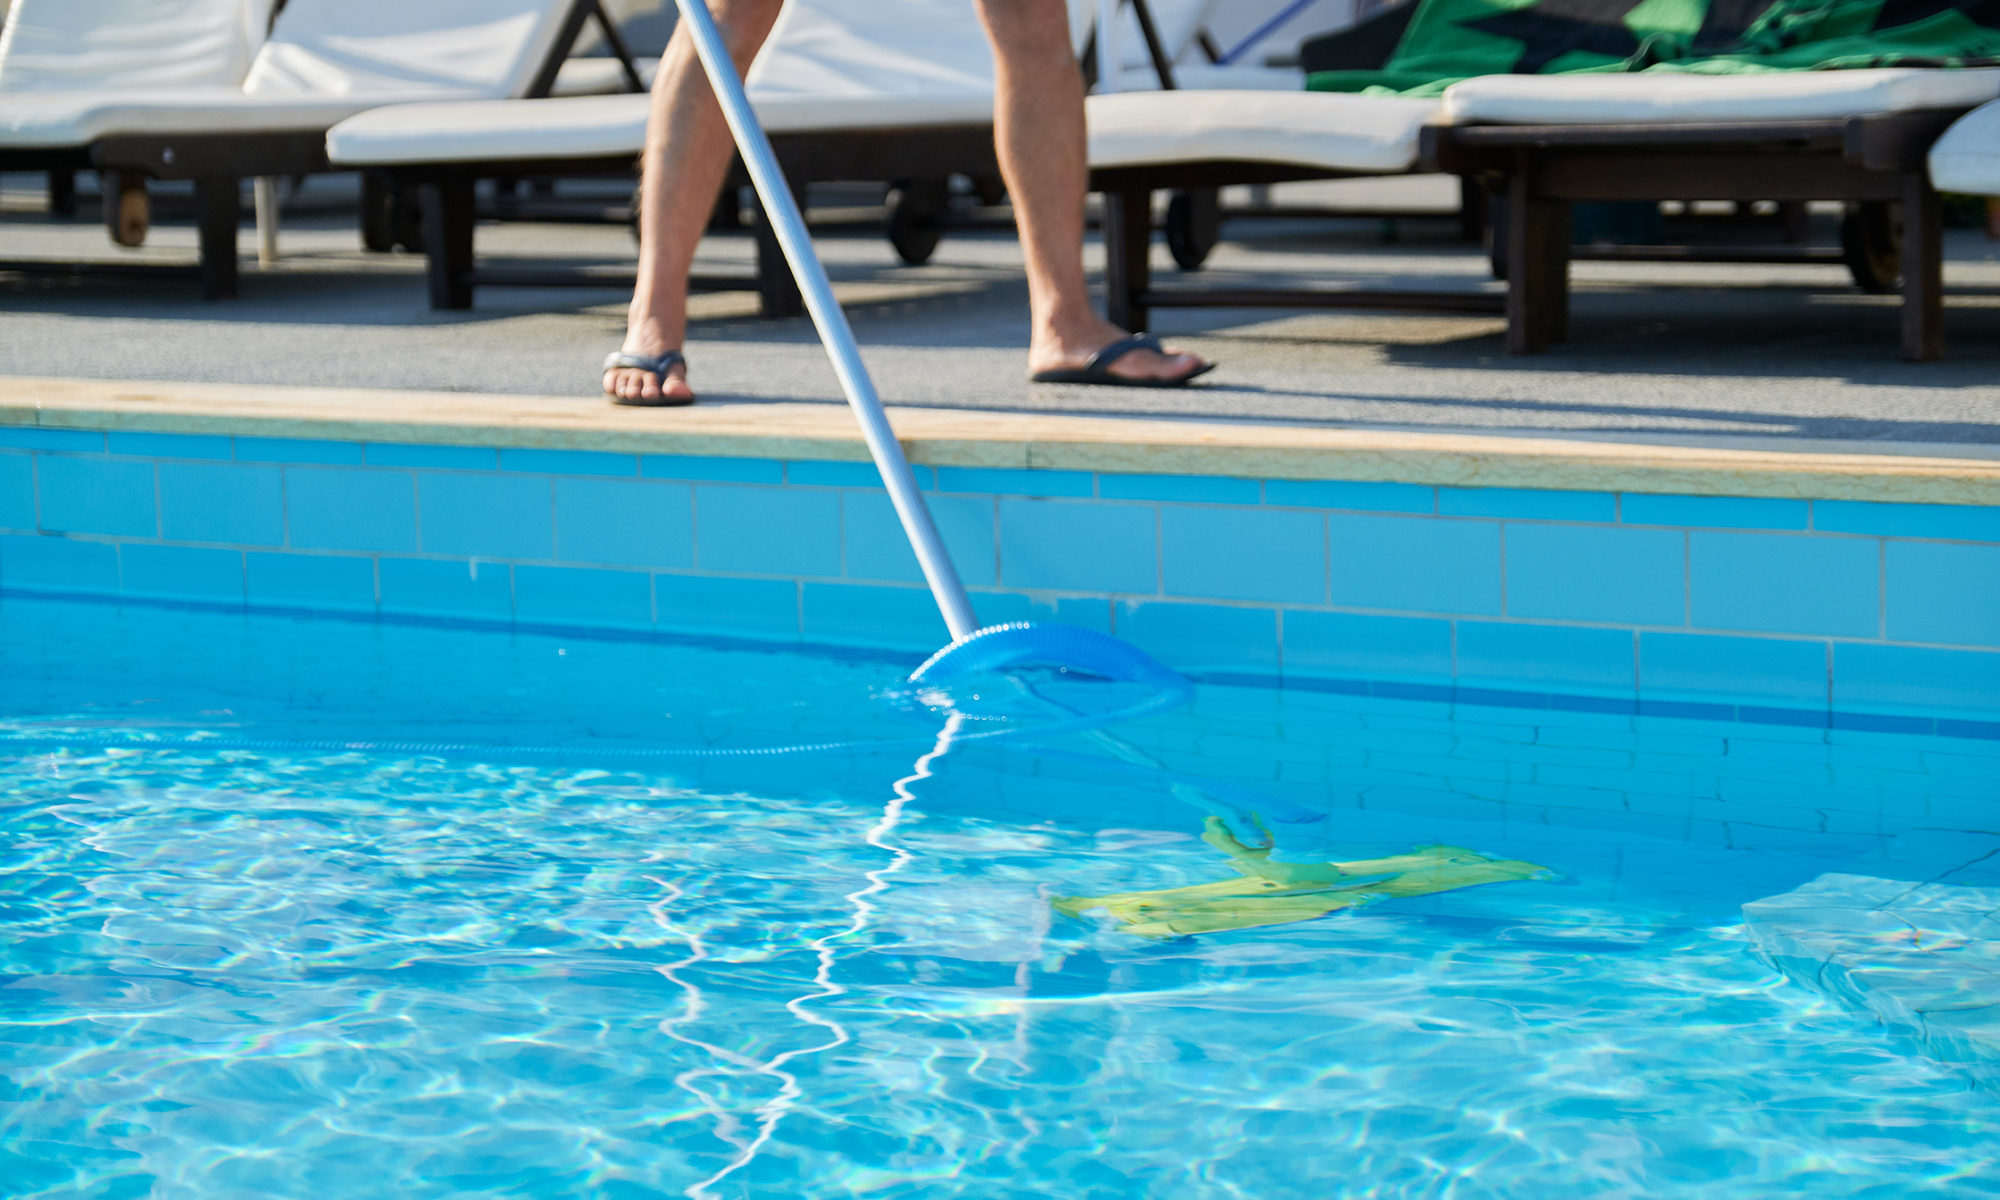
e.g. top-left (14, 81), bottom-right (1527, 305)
top-left (603, 349), bottom-right (693, 407)
top-left (1029, 333), bottom-right (1216, 389)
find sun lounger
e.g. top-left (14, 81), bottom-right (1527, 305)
top-left (326, 0), bottom-right (1005, 314)
top-left (1086, 87), bottom-right (1501, 332)
top-left (1928, 96), bottom-right (2000, 196)
top-left (0, 0), bottom-right (275, 216)
top-left (0, 0), bottom-right (623, 298)
top-left (1424, 69), bottom-right (2000, 360)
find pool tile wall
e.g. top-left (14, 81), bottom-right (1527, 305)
top-left (4, 427), bottom-right (2000, 730)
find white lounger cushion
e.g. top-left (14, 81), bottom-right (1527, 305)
top-left (1444, 68), bottom-right (2000, 125)
top-left (1929, 97), bottom-right (2000, 194)
top-left (0, 0), bottom-right (274, 93)
top-left (0, 0), bottom-right (577, 148)
top-left (744, 0), bottom-right (993, 112)
top-left (327, 88), bottom-right (1001, 167)
top-left (1087, 90), bottom-right (1439, 174)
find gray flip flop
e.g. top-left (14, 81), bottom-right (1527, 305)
top-left (603, 349), bottom-right (693, 407)
top-left (1029, 333), bottom-right (1215, 388)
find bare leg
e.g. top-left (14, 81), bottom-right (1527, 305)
top-left (974, 0), bottom-right (1207, 382)
top-left (605, 0), bottom-right (786, 404)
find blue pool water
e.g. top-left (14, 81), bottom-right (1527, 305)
top-left (4, 594), bottom-right (2000, 1198)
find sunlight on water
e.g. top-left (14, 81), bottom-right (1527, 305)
top-left (3, 596), bottom-right (1999, 1198)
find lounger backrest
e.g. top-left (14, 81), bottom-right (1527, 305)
top-left (745, 0), bottom-right (995, 101)
top-left (0, 0), bottom-right (273, 93)
top-left (243, 0), bottom-right (577, 100)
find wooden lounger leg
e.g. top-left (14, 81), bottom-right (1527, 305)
top-left (752, 182), bottom-right (806, 319)
top-left (1900, 174), bottom-right (1944, 362)
top-left (48, 170), bottom-right (77, 217)
top-left (1505, 167), bottom-right (1569, 354)
top-left (193, 176), bottom-right (240, 301)
top-left (420, 177), bottom-right (476, 310)
top-left (1103, 186), bottom-right (1153, 333)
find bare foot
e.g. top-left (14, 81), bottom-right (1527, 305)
top-left (1029, 317), bottom-right (1209, 384)
top-left (603, 321), bottom-right (695, 406)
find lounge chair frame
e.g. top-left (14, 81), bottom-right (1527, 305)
top-left (387, 124), bottom-right (998, 315)
top-left (1090, 159), bottom-right (1505, 334)
top-left (1422, 108), bottom-right (1966, 361)
top-left (0, 0), bottom-right (634, 300)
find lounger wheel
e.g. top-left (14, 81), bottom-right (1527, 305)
top-left (102, 171), bottom-right (150, 249)
top-left (1841, 201), bottom-right (1901, 294)
top-left (886, 180), bottom-right (947, 266)
top-left (360, 173), bottom-right (422, 254)
top-left (1165, 188), bottom-right (1222, 271)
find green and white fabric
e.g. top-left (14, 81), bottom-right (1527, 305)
top-left (1308, 0), bottom-right (2000, 95)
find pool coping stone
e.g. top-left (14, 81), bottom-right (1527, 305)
top-left (5, 375), bottom-right (2000, 505)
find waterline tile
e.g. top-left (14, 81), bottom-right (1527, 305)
top-left (695, 485), bottom-right (840, 576)
top-left (1328, 513), bottom-right (1501, 615)
top-left (159, 461), bottom-right (283, 546)
top-left (120, 544), bottom-right (243, 603)
top-left (1000, 499), bottom-right (1155, 593)
top-left (1690, 531), bottom-right (1879, 638)
top-left (247, 553), bottom-right (376, 611)
top-left (1885, 541), bottom-right (2000, 648)
top-left (287, 467), bottom-right (419, 553)
top-left (0, 455), bottom-right (32, 532)
top-left (554, 478), bottom-right (694, 569)
top-left (0, 534), bottom-right (120, 592)
top-left (233, 437), bottom-right (365, 466)
top-left (37, 456), bottom-right (155, 538)
top-left (419, 473), bottom-right (553, 560)
top-left (1506, 524), bottom-right (1684, 625)
top-left (1162, 506), bottom-right (1324, 605)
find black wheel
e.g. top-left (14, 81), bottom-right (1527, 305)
top-left (1164, 188), bottom-right (1222, 271)
top-left (1842, 201), bottom-right (1901, 294)
top-left (886, 181), bottom-right (946, 266)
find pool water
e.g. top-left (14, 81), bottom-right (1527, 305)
top-left (3, 595), bottom-right (1999, 1198)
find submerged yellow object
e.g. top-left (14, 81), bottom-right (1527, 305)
top-left (1053, 816), bottom-right (1550, 937)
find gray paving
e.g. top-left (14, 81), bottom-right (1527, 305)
top-left (5, 173), bottom-right (2000, 447)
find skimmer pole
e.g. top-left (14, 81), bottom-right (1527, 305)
top-left (669, 0), bottom-right (979, 642)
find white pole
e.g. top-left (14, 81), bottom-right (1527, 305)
top-left (669, 0), bottom-right (978, 642)
top-left (254, 177), bottom-right (279, 266)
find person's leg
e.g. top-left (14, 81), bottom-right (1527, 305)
top-left (605, 0), bottom-right (787, 404)
top-left (973, 0), bottom-right (1207, 382)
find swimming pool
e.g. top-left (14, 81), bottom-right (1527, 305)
top-left (4, 594), bottom-right (1998, 1198)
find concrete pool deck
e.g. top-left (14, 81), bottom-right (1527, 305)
top-left (6, 173), bottom-right (2000, 448)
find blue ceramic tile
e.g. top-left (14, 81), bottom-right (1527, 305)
top-left (1834, 643), bottom-right (2000, 718)
top-left (378, 557), bottom-right (513, 618)
top-left (1455, 622), bottom-right (1636, 694)
top-left (514, 565), bottom-right (653, 628)
top-left (119, 544), bottom-right (243, 603)
top-left (936, 467), bottom-right (1095, 498)
top-left (1098, 473), bottom-right (1261, 504)
top-left (1282, 611), bottom-right (1454, 683)
top-left (1327, 513), bottom-right (1502, 615)
top-left (999, 499), bottom-right (1155, 593)
top-left (1506, 523), bottom-right (1685, 625)
top-left (0, 428), bottom-right (102, 453)
top-left (843, 491), bottom-right (995, 585)
top-left (1690, 531), bottom-right (1879, 638)
top-left (106, 432), bottom-right (234, 460)
top-left (364, 443), bottom-right (499, 471)
top-left (786, 460), bottom-right (891, 488)
top-left (0, 534), bottom-right (120, 591)
top-left (1161, 505), bottom-right (1324, 604)
top-left (640, 454), bottom-right (784, 484)
top-left (1620, 493), bottom-right (1809, 530)
top-left (1115, 600), bottom-right (1280, 671)
top-left (36, 456), bottom-right (155, 538)
top-left (1814, 500), bottom-right (2000, 542)
top-left (978, 593), bottom-right (1113, 632)
top-left (1264, 479), bottom-right (1434, 513)
top-left (554, 478), bottom-right (694, 569)
top-left (286, 467), bottom-right (418, 553)
top-left (1886, 541), bottom-right (2000, 647)
top-left (654, 573), bottom-right (798, 637)
top-left (1639, 632), bottom-right (1829, 706)
top-left (418, 473), bottom-right (553, 559)
top-left (498, 449), bottom-right (639, 477)
top-left (232, 437), bottom-right (365, 466)
top-left (158, 462), bottom-right (284, 546)
top-left (246, 553), bottom-right (377, 611)
top-left (802, 581), bottom-right (950, 650)
top-left (1439, 487), bottom-right (1616, 522)
top-left (0, 455), bottom-right (32, 531)
top-left (694, 485), bottom-right (840, 575)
